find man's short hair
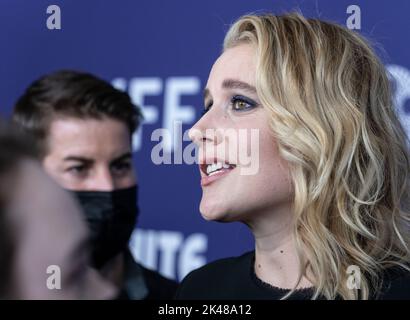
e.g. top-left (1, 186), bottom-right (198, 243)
top-left (12, 70), bottom-right (143, 156)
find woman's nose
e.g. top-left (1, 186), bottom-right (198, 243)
top-left (189, 110), bottom-right (222, 146)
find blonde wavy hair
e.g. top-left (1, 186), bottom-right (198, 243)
top-left (224, 12), bottom-right (410, 300)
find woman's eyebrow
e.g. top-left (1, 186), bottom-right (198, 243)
top-left (203, 78), bottom-right (257, 101)
top-left (222, 79), bottom-right (257, 94)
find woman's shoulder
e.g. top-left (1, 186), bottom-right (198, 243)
top-left (175, 251), bottom-right (254, 299)
top-left (191, 251), bottom-right (254, 275)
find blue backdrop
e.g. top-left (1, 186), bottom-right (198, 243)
top-left (1, 0), bottom-right (409, 281)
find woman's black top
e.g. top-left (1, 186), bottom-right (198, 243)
top-left (175, 251), bottom-right (410, 300)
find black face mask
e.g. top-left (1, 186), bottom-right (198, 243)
top-left (71, 185), bottom-right (139, 269)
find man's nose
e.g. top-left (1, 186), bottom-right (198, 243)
top-left (91, 168), bottom-right (115, 191)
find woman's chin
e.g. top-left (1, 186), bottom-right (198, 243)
top-left (200, 201), bottom-right (225, 221)
top-left (199, 200), bottom-right (237, 222)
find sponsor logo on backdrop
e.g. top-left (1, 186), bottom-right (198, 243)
top-left (387, 65), bottom-right (410, 139)
top-left (112, 77), bottom-right (199, 152)
top-left (129, 230), bottom-right (207, 281)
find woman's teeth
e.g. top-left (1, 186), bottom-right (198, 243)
top-left (206, 162), bottom-right (234, 176)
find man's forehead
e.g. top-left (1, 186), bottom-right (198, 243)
top-left (48, 116), bottom-right (127, 134)
top-left (46, 117), bottom-right (132, 159)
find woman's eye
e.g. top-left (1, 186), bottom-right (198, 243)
top-left (231, 95), bottom-right (257, 111)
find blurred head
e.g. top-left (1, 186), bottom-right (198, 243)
top-left (0, 121), bottom-right (116, 299)
top-left (12, 70), bottom-right (143, 191)
top-left (190, 12), bottom-right (410, 299)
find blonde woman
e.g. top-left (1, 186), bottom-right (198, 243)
top-left (177, 13), bottom-right (410, 300)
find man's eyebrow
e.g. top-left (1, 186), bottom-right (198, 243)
top-left (63, 156), bottom-right (94, 164)
top-left (222, 79), bottom-right (257, 94)
top-left (110, 152), bottom-right (132, 164)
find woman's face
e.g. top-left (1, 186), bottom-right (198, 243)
top-left (7, 160), bottom-right (116, 299)
top-left (190, 43), bottom-right (293, 223)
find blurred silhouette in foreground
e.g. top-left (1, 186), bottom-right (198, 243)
top-left (0, 120), bottom-right (116, 299)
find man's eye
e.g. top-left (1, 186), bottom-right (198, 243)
top-left (112, 162), bottom-right (131, 173)
top-left (231, 95), bottom-right (257, 111)
top-left (68, 166), bottom-right (87, 174)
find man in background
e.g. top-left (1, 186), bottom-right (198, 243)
top-left (12, 70), bottom-right (178, 299)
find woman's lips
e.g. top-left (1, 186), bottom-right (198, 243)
top-left (200, 167), bottom-right (234, 186)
